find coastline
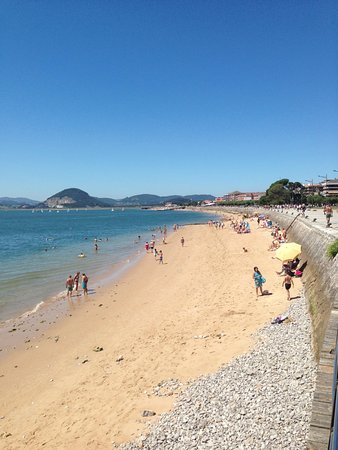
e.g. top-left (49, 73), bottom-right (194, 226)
top-left (0, 216), bottom-right (303, 449)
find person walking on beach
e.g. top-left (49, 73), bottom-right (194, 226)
top-left (74, 272), bottom-right (80, 292)
top-left (253, 267), bottom-right (265, 298)
top-left (180, 237), bottom-right (185, 247)
top-left (66, 275), bottom-right (74, 298)
top-left (82, 273), bottom-right (88, 295)
top-left (282, 273), bottom-right (294, 301)
top-left (159, 250), bottom-right (163, 264)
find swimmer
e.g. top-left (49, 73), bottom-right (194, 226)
top-left (78, 252), bottom-right (86, 258)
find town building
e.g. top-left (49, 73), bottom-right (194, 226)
top-left (302, 183), bottom-right (323, 196)
top-left (222, 191), bottom-right (265, 202)
top-left (321, 179), bottom-right (338, 197)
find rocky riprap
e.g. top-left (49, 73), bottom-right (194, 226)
top-left (120, 295), bottom-right (317, 450)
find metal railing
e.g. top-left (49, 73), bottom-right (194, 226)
top-left (329, 330), bottom-right (338, 449)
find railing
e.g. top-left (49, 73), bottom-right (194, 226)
top-left (329, 331), bottom-right (338, 449)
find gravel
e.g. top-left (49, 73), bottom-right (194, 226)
top-left (119, 295), bottom-right (316, 450)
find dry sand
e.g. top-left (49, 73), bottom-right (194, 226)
top-left (0, 216), bottom-right (302, 449)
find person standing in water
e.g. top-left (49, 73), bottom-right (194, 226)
top-left (66, 275), bottom-right (74, 298)
top-left (82, 273), bottom-right (89, 295)
top-left (74, 272), bottom-right (80, 292)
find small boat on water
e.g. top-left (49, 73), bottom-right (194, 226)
top-left (111, 208), bottom-right (114, 212)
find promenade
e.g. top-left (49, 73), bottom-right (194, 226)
top-left (278, 207), bottom-right (338, 233)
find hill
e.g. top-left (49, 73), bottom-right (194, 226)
top-left (98, 194), bottom-right (215, 206)
top-left (38, 188), bottom-right (109, 208)
top-left (0, 197), bottom-right (40, 207)
top-left (36, 189), bottom-right (216, 208)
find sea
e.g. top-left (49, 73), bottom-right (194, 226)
top-left (0, 208), bottom-right (217, 322)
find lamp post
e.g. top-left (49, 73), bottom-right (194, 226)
top-left (318, 174), bottom-right (328, 181)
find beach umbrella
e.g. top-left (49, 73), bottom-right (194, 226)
top-left (275, 243), bottom-right (302, 262)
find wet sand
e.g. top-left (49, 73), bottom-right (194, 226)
top-left (0, 216), bottom-right (302, 449)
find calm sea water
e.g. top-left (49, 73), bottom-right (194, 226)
top-left (0, 208), bottom-right (216, 321)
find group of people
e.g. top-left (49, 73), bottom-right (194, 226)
top-left (268, 226), bottom-right (287, 251)
top-left (253, 262), bottom-right (296, 301)
top-left (230, 219), bottom-right (251, 233)
top-left (252, 211), bottom-right (302, 300)
top-left (66, 272), bottom-right (89, 298)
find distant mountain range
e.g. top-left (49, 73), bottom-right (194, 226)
top-left (0, 188), bottom-right (215, 208)
top-left (0, 197), bottom-right (40, 207)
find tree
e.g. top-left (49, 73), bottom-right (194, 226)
top-left (259, 179), bottom-right (305, 205)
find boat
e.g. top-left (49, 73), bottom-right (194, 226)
top-left (111, 208), bottom-right (114, 212)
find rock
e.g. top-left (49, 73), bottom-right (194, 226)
top-left (116, 355), bottom-right (124, 362)
top-left (142, 410), bottom-right (156, 417)
top-left (93, 346), bottom-right (103, 352)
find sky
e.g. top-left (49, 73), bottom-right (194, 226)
top-left (1, 0), bottom-right (337, 200)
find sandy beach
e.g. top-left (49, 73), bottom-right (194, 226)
top-left (0, 215), bottom-right (302, 449)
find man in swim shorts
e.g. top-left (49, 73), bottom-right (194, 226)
top-left (66, 275), bottom-right (74, 298)
top-left (82, 273), bottom-right (88, 295)
top-left (324, 204), bottom-right (333, 227)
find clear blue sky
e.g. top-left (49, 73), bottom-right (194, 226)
top-left (1, 0), bottom-right (337, 200)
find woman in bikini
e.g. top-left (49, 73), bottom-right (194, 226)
top-left (282, 273), bottom-right (294, 301)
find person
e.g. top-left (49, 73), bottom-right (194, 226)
top-left (290, 257), bottom-right (300, 270)
top-left (159, 250), bottom-right (163, 264)
top-left (145, 242), bottom-right (149, 252)
top-left (66, 275), bottom-right (74, 298)
top-left (282, 273), bottom-right (294, 301)
top-left (253, 267), bottom-right (265, 297)
top-left (82, 273), bottom-right (88, 295)
top-left (94, 243), bottom-right (99, 251)
top-left (324, 204), bottom-right (333, 227)
top-left (74, 272), bottom-right (80, 292)
top-left (181, 237), bottom-right (185, 247)
top-left (78, 252), bottom-right (86, 258)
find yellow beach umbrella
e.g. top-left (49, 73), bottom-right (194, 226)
top-left (275, 243), bottom-right (302, 262)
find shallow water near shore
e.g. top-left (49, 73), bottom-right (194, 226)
top-left (0, 208), bottom-right (217, 322)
